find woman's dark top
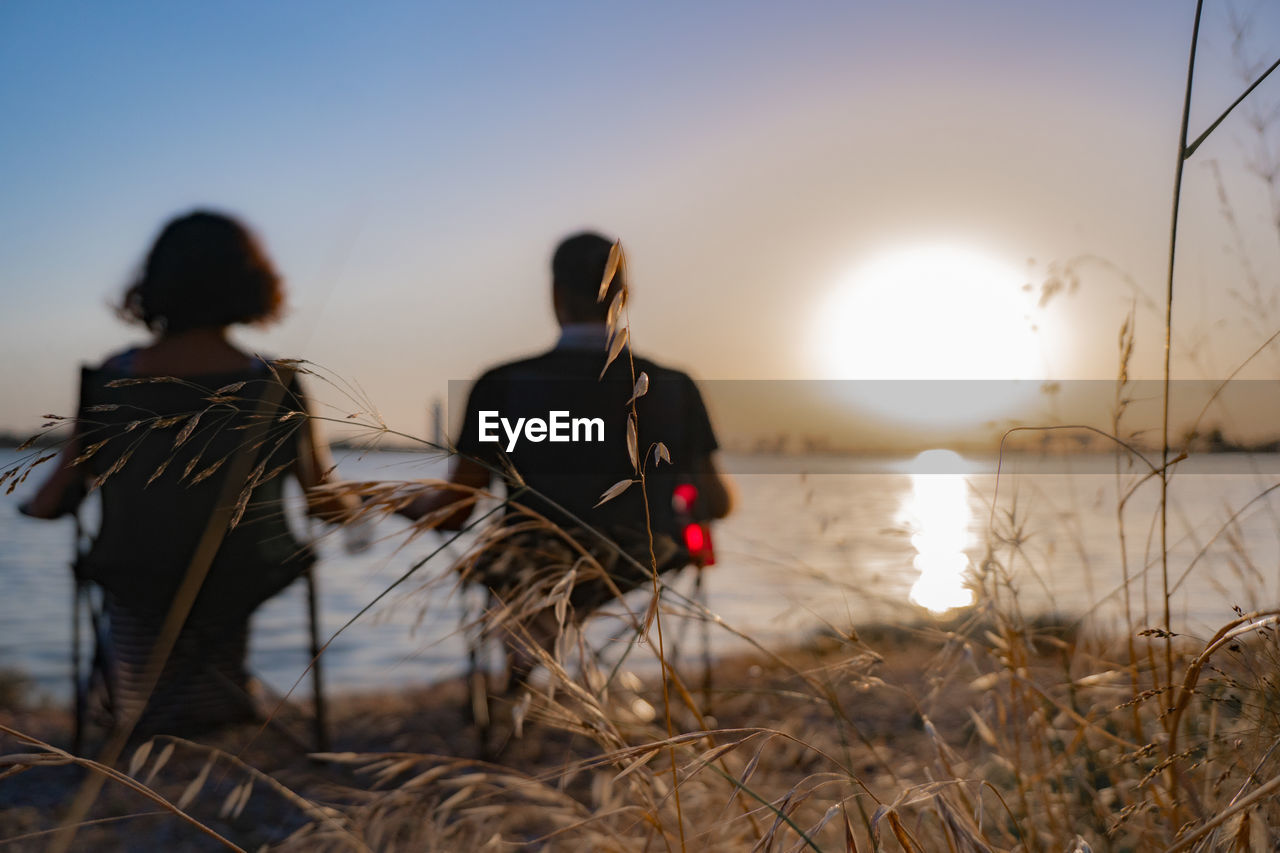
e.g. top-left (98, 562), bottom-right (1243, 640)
top-left (74, 351), bottom-right (316, 618)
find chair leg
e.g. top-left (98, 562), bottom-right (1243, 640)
top-left (304, 567), bottom-right (329, 752)
top-left (465, 587), bottom-right (493, 758)
top-left (88, 596), bottom-right (116, 718)
top-left (696, 568), bottom-right (713, 712)
top-left (71, 582), bottom-right (85, 755)
top-left (468, 640), bottom-right (490, 725)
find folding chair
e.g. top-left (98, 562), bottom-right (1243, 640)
top-left (459, 510), bottom-right (717, 754)
top-left (67, 365), bottom-right (331, 751)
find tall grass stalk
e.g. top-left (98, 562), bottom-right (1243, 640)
top-left (1159, 0), bottom-right (1204, 753)
top-left (600, 239), bottom-right (688, 850)
top-left (1159, 0), bottom-right (1279, 817)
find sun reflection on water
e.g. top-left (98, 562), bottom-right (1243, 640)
top-left (901, 449), bottom-right (975, 613)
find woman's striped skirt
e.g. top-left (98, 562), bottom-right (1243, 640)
top-left (102, 593), bottom-right (258, 735)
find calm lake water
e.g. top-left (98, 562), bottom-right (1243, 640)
top-left (3, 447), bottom-right (1279, 702)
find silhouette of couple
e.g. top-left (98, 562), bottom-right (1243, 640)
top-left (21, 210), bottom-right (732, 734)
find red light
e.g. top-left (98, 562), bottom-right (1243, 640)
top-left (673, 483), bottom-right (698, 513)
top-left (684, 523), bottom-right (704, 552)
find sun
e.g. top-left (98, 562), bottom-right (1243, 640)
top-left (811, 244), bottom-right (1044, 427)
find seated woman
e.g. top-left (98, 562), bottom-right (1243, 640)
top-left (21, 210), bottom-right (356, 735)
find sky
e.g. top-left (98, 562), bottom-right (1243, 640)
top-left (1, 1), bottom-right (1278, 449)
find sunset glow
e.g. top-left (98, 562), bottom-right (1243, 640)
top-left (812, 245), bottom-right (1044, 427)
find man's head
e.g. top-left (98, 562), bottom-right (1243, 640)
top-left (551, 231), bottom-right (624, 326)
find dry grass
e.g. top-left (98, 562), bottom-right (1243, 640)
top-left (6, 604), bottom-right (1280, 850)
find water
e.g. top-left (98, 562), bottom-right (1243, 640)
top-left (4, 447), bottom-right (1280, 702)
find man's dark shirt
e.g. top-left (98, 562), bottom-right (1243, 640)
top-left (454, 342), bottom-right (718, 544)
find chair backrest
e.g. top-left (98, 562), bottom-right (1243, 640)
top-left (74, 365), bottom-right (316, 618)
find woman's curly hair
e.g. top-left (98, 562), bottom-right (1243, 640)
top-left (120, 210), bottom-right (285, 333)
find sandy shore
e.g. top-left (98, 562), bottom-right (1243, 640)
top-left (0, 624), bottom-right (979, 851)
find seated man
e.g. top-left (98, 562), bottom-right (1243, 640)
top-left (402, 232), bottom-right (732, 679)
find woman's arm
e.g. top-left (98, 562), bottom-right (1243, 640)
top-left (396, 457), bottom-right (491, 530)
top-left (19, 442), bottom-right (88, 519)
top-left (295, 419), bottom-right (360, 523)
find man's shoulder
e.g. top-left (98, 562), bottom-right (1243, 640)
top-left (632, 355), bottom-right (702, 391)
top-left (635, 356), bottom-right (691, 378)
